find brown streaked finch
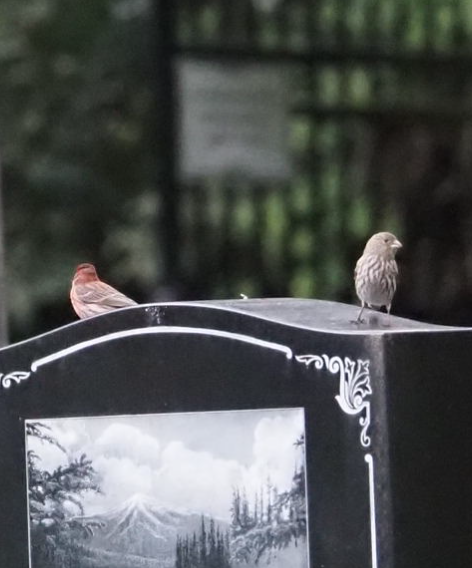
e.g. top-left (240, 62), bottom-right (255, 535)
top-left (354, 232), bottom-right (402, 323)
top-left (70, 263), bottom-right (137, 319)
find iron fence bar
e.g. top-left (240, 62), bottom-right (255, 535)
top-left (0, 154), bottom-right (8, 347)
top-left (155, 0), bottom-right (180, 296)
top-left (292, 104), bottom-right (472, 122)
top-left (175, 45), bottom-right (472, 68)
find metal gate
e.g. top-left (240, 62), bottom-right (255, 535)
top-left (156, 0), bottom-right (472, 323)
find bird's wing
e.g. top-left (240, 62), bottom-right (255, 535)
top-left (75, 282), bottom-right (137, 308)
top-left (354, 256), bottom-right (362, 278)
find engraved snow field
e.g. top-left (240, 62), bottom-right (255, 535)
top-left (25, 408), bottom-right (309, 568)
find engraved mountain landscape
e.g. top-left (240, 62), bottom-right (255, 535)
top-left (26, 410), bottom-right (308, 568)
top-left (81, 493), bottom-right (227, 566)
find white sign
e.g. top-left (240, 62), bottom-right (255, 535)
top-left (177, 59), bottom-right (292, 181)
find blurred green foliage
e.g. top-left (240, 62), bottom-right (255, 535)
top-left (0, 0), bottom-right (160, 338)
top-left (1, 0), bottom-right (472, 341)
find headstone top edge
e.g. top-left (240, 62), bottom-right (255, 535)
top-left (1, 298), bottom-right (467, 355)
top-left (165, 298), bottom-right (461, 333)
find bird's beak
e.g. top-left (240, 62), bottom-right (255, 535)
top-left (392, 239), bottom-right (402, 249)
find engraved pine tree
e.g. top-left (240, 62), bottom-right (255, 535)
top-left (230, 435), bottom-right (307, 566)
top-left (27, 422), bottom-right (102, 568)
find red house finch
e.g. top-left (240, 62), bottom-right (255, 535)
top-left (70, 263), bottom-right (137, 319)
top-left (354, 232), bottom-right (402, 323)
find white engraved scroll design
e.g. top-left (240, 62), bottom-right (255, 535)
top-left (1, 371), bottom-right (31, 389)
top-left (295, 354), bottom-right (372, 448)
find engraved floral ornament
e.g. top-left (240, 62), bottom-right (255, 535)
top-left (296, 354), bottom-right (372, 447)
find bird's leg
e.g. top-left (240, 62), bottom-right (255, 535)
top-left (353, 302), bottom-right (366, 324)
top-left (382, 304), bottom-right (392, 327)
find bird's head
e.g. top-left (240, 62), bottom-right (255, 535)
top-left (363, 232), bottom-right (402, 259)
top-left (73, 263), bottom-right (99, 283)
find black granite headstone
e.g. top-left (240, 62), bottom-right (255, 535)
top-left (0, 299), bottom-right (470, 568)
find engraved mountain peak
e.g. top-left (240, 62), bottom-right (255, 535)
top-left (83, 493), bottom-right (227, 561)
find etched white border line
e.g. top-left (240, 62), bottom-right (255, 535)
top-left (31, 326), bottom-right (293, 372)
top-left (365, 454), bottom-right (378, 568)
